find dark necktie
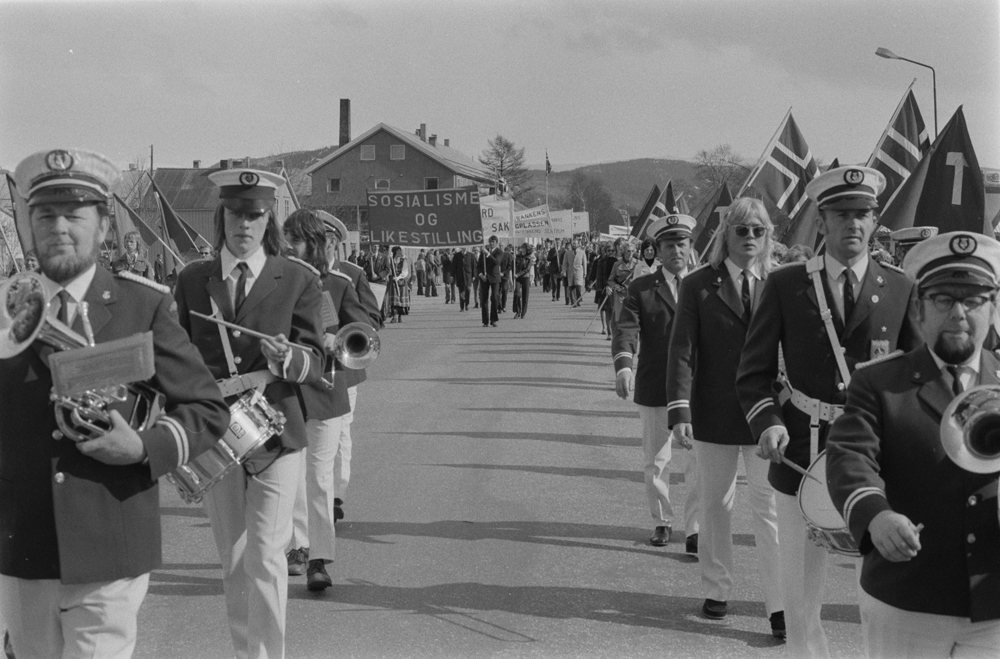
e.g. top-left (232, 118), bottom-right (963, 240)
top-left (741, 270), bottom-right (752, 319)
top-left (842, 270), bottom-right (855, 322)
top-left (57, 290), bottom-right (72, 325)
top-left (234, 262), bottom-right (249, 313)
top-left (947, 365), bottom-right (964, 396)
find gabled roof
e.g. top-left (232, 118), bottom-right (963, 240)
top-left (304, 123), bottom-right (494, 183)
top-left (141, 163), bottom-right (297, 211)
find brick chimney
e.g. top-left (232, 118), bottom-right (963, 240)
top-left (339, 99), bottom-right (351, 147)
top-left (444, 139), bottom-right (450, 147)
top-left (428, 134), bottom-right (437, 147)
top-left (193, 160), bottom-right (201, 169)
top-left (419, 123), bottom-right (427, 141)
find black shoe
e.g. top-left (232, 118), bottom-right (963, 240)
top-left (307, 559), bottom-right (332, 591)
top-left (702, 598), bottom-right (728, 619)
top-left (769, 611), bottom-right (786, 640)
top-left (490, 322), bottom-right (498, 327)
top-left (287, 547), bottom-right (308, 576)
top-left (334, 497), bottom-right (344, 522)
top-left (686, 533), bottom-right (699, 555)
top-left (650, 525), bottom-right (670, 546)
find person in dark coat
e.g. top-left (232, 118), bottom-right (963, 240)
top-left (2, 148), bottom-right (228, 659)
top-left (478, 235), bottom-right (502, 327)
top-left (452, 245), bottom-right (475, 311)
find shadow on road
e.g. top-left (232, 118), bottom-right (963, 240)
top-left (391, 430), bottom-right (640, 448)
top-left (460, 407), bottom-right (638, 419)
top-left (386, 376), bottom-right (608, 391)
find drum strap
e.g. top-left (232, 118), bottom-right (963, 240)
top-left (210, 298), bottom-right (239, 378)
top-left (807, 259), bottom-right (852, 388)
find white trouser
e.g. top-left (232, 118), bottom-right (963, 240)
top-left (204, 448), bottom-right (299, 659)
top-left (334, 386), bottom-right (358, 499)
top-left (0, 573), bottom-right (149, 659)
top-left (290, 414), bottom-right (345, 560)
top-left (860, 590), bottom-right (1000, 659)
top-left (638, 405), bottom-right (699, 535)
top-left (695, 442), bottom-right (782, 612)
top-left (775, 491), bottom-right (831, 659)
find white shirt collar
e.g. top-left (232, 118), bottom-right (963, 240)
top-left (661, 265), bottom-right (687, 282)
top-left (927, 346), bottom-right (982, 375)
top-left (221, 244), bottom-right (267, 280)
top-left (724, 257), bottom-right (762, 283)
top-left (824, 251), bottom-right (868, 285)
top-left (40, 263), bottom-right (97, 304)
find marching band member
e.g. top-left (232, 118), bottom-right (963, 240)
top-left (282, 210), bottom-right (370, 590)
top-left (1, 149), bottom-right (228, 659)
top-left (111, 231), bottom-right (150, 278)
top-left (667, 198), bottom-right (784, 634)
top-left (612, 215), bottom-right (699, 551)
top-left (736, 166), bottom-right (920, 658)
top-left (319, 212), bottom-right (381, 523)
top-left (174, 168), bottom-right (324, 659)
top-left (826, 232), bottom-right (1000, 658)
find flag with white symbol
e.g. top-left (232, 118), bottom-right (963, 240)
top-left (868, 81), bottom-right (931, 209)
top-left (742, 110), bottom-right (818, 219)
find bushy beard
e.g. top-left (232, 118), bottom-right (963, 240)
top-left (38, 235), bottom-right (100, 284)
top-left (934, 333), bottom-right (975, 365)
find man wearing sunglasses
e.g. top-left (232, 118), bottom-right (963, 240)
top-left (826, 231), bottom-right (1000, 658)
top-left (737, 165), bottom-right (920, 658)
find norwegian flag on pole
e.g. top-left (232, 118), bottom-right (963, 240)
top-left (743, 110), bottom-right (818, 219)
top-left (692, 183), bottom-right (733, 257)
top-left (631, 181), bottom-right (680, 238)
top-left (630, 184), bottom-right (661, 237)
top-left (868, 81), bottom-right (931, 209)
top-left (878, 106), bottom-right (988, 234)
top-left (779, 158), bottom-right (840, 249)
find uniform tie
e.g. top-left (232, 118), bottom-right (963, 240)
top-left (842, 270), bottom-right (856, 322)
top-left (56, 290), bottom-right (72, 326)
top-left (234, 262), bottom-right (249, 313)
top-left (947, 365), bottom-right (965, 396)
top-left (741, 269), bottom-right (752, 319)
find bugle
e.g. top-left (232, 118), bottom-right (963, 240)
top-left (333, 322), bottom-right (379, 369)
top-left (940, 384), bottom-right (1000, 474)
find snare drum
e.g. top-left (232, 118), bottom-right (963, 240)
top-left (166, 390), bottom-right (285, 504)
top-left (797, 451), bottom-right (860, 557)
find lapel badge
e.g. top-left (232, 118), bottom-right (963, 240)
top-left (102, 290), bottom-right (111, 301)
top-left (995, 369), bottom-right (1000, 379)
top-left (871, 295), bottom-right (879, 303)
top-left (881, 326), bottom-right (887, 332)
top-left (876, 275), bottom-right (883, 285)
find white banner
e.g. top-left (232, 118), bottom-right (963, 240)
top-left (513, 204), bottom-right (551, 235)
top-left (607, 225), bottom-right (630, 237)
top-left (544, 209), bottom-right (574, 239)
top-left (480, 196), bottom-right (512, 241)
top-left (571, 212), bottom-right (590, 234)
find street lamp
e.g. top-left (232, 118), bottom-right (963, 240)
top-left (875, 46), bottom-right (937, 137)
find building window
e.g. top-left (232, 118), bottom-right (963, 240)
top-left (390, 145), bottom-right (405, 160)
top-left (360, 145), bottom-right (375, 161)
top-left (374, 178), bottom-right (390, 190)
top-left (328, 178), bottom-right (341, 193)
top-left (424, 177), bottom-right (439, 190)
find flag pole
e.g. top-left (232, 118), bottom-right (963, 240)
top-left (738, 107), bottom-right (792, 199)
top-left (0, 221), bottom-right (21, 273)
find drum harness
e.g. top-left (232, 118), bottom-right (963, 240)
top-left (210, 298), bottom-right (285, 476)
top-left (778, 259), bottom-right (849, 463)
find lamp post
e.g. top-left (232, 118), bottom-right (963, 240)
top-left (875, 47), bottom-right (937, 137)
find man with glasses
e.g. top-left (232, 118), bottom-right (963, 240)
top-left (826, 232), bottom-right (1000, 658)
top-left (737, 166), bottom-right (920, 658)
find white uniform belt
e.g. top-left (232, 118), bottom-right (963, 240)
top-left (778, 383), bottom-right (844, 423)
top-left (217, 370), bottom-right (277, 398)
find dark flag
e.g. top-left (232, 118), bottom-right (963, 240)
top-left (545, 150), bottom-right (552, 176)
top-left (868, 82), bottom-right (931, 209)
top-left (630, 184), bottom-right (661, 237)
top-left (779, 158), bottom-right (840, 249)
top-left (743, 110), bottom-right (818, 219)
top-left (149, 177), bottom-right (204, 253)
top-left (878, 107), bottom-right (988, 235)
top-left (4, 173), bottom-right (32, 255)
top-left (113, 194), bottom-right (159, 249)
top-left (693, 183), bottom-right (734, 257)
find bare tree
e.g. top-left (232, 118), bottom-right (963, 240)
top-left (479, 134), bottom-right (533, 200)
top-left (694, 144), bottom-right (750, 190)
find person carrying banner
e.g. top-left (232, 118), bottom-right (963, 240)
top-left (2, 148), bottom-right (228, 659)
top-left (612, 214), bottom-right (700, 551)
top-left (478, 235), bottom-right (503, 327)
top-left (737, 165), bottom-right (920, 658)
top-left (826, 231), bottom-right (1000, 658)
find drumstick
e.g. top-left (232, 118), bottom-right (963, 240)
top-left (781, 455), bottom-right (824, 485)
top-left (190, 310), bottom-right (314, 353)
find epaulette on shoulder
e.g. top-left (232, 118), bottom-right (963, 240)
top-left (329, 269), bottom-right (352, 282)
top-left (770, 261), bottom-right (807, 272)
top-left (116, 270), bottom-right (170, 294)
top-left (855, 349), bottom-right (904, 370)
top-left (879, 262), bottom-right (905, 275)
top-left (287, 256), bottom-right (320, 277)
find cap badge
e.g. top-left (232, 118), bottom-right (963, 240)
top-left (45, 150), bottom-right (74, 172)
top-left (238, 172), bottom-right (259, 186)
top-left (920, 228), bottom-right (932, 238)
top-left (666, 215), bottom-right (679, 225)
top-left (950, 234), bottom-right (977, 256)
top-left (843, 169), bottom-right (864, 186)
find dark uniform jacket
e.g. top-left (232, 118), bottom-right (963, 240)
top-left (174, 254), bottom-right (324, 451)
top-left (452, 251), bottom-right (475, 288)
top-left (826, 347), bottom-right (1000, 621)
top-left (611, 269), bottom-right (680, 407)
top-left (667, 263), bottom-right (763, 444)
top-left (298, 269), bottom-right (371, 421)
top-left (0, 267), bottom-right (229, 583)
top-left (736, 256), bottom-right (920, 495)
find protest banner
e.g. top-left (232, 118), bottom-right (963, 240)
top-left (480, 195), bottom-right (512, 238)
top-left (513, 204), bottom-right (551, 236)
top-left (545, 209), bottom-right (574, 239)
top-left (571, 212), bottom-right (590, 234)
top-left (368, 186), bottom-right (483, 247)
top-left (607, 225), bottom-right (630, 237)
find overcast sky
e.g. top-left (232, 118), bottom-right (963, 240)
top-left (2, 0), bottom-right (998, 173)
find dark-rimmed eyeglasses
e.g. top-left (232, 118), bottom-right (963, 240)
top-left (922, 293), bottom-right (994, 313)
top-left (733, 225), bottom-right (766, 239)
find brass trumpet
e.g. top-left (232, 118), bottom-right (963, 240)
top-left (0, 272), bottom-right (158, 442)
top-left (333, 322), bottom-right (380, 370)
top-left (940, 384), bottom-right (1000, 474)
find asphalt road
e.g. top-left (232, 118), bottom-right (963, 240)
top-left (137, 285), bottom-right (865, 659)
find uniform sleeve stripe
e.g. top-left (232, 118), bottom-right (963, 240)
top-left (296, 352), bottom-right (311, 384)
top-left (613, 352), bottom-right (632, 361)
top-left (746, 399), bottom-right (773, 422)
top-left (665, 401), bottom-right (689, 411)
top-left (156, 416), bottom-right (188, 467)
top-left (843, 487), bottom-right (885, 527)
